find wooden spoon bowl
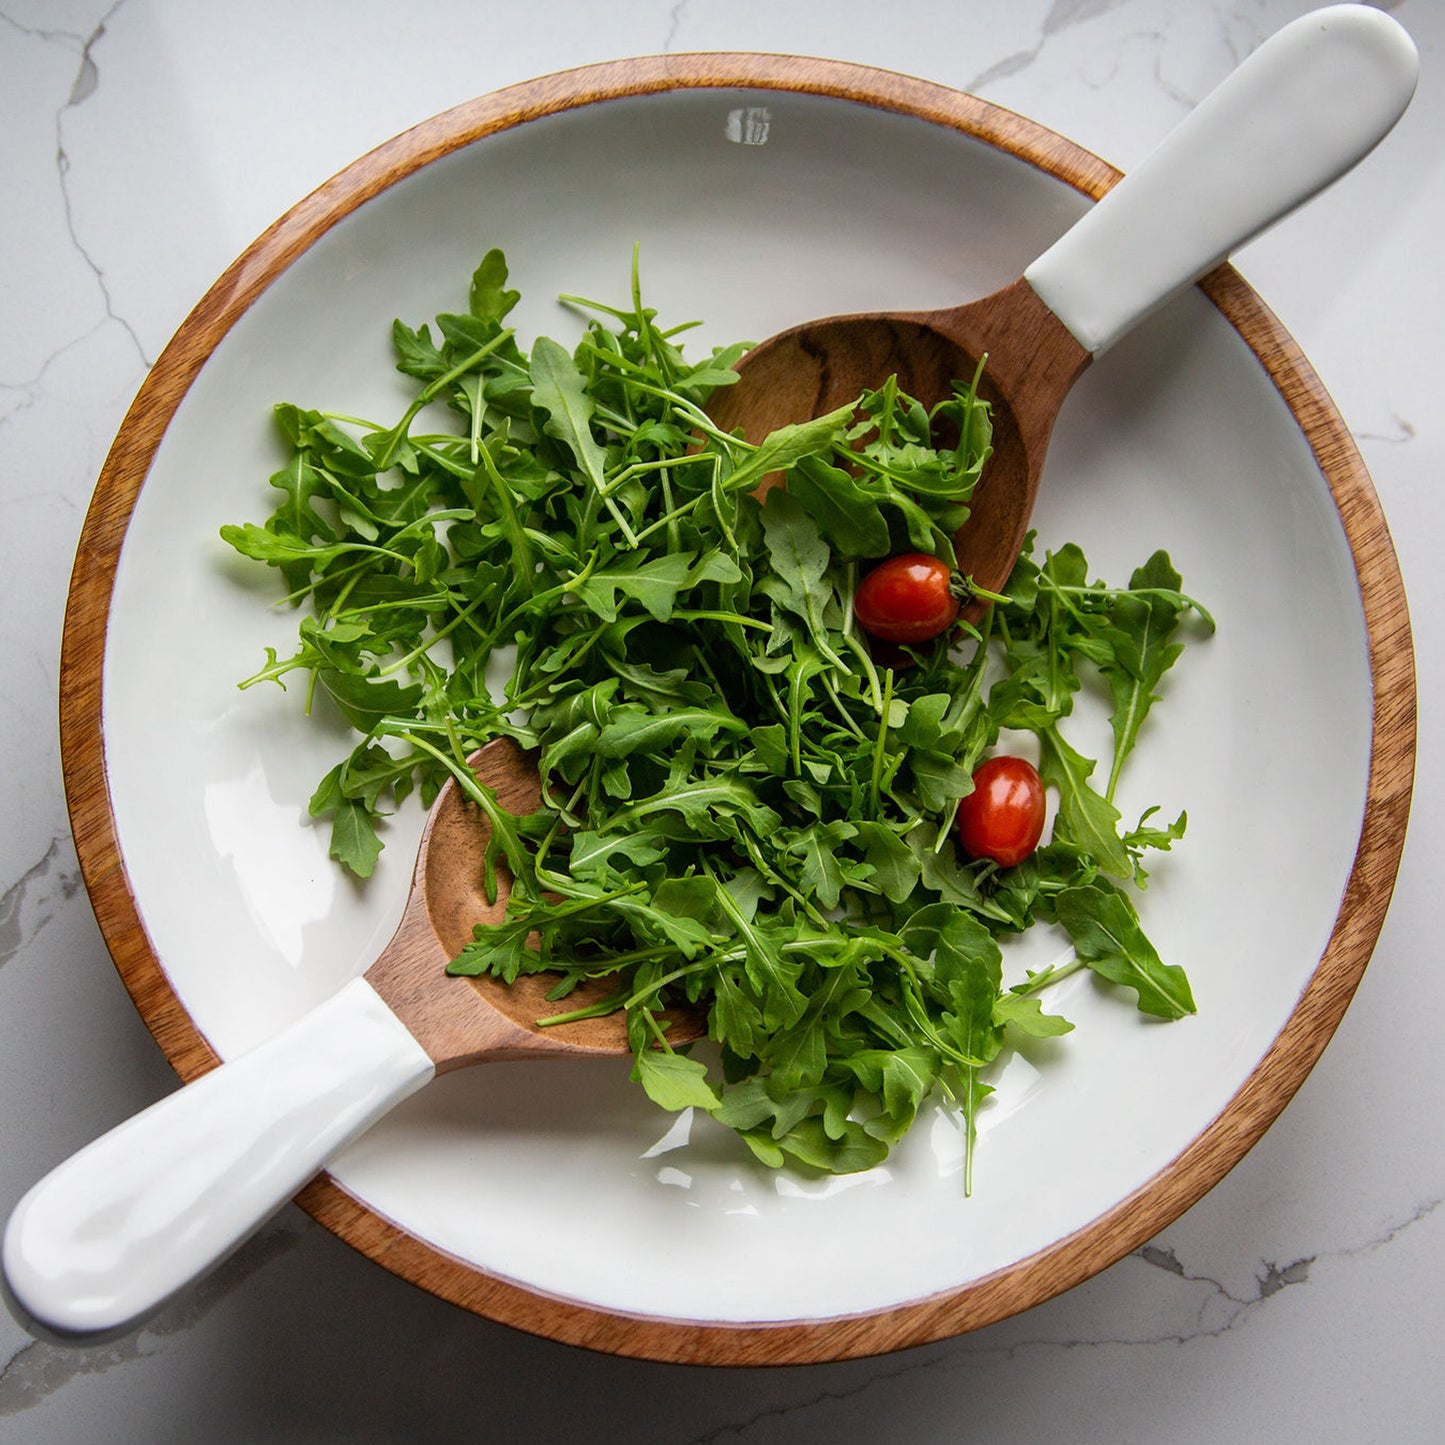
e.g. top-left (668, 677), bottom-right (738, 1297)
top-left (708, 279), bottom-right (1085, 596)
top-left (367, 737), bottom-right (701, 1066)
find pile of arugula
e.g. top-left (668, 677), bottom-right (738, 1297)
top-left (223, 249), bottom-right (1212, 1187)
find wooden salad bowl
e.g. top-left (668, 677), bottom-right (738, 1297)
top-left (49, 43), bottom-right (1416, 1363)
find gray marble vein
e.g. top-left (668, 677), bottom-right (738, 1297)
top-left (663, 0), bottom-right (691, 52)
top-left (966, 0), bottom-right (1146, 93)
top-left (676, 1193), bottom-right (1443, 1443)
top-left (1357, 414), bottom-right (1417, 445)
top-left (0, 837), bottom-right (84, 975)
top-left (0, 318), bottom-right (114, 434)
top-left (55, 2), bottom-right (151, 371)
top-left (1, 0), bottom-right (151, 373)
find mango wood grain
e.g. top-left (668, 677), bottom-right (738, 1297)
top-left (710, 276), bottom-right (1093, 599)
top-left (58, 55), bottom-right (1415, 1365)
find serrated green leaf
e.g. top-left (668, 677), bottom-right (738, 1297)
top-left (317, 669), bottom-right (425, 731)
top-left (1054, 883), bottom-right (1196, 1020)
top-left (993, 991), bottom-right (1074, 1038)
top-left (326, 798), bottom-right (383, 878)
top-left (851, 821), bottom-right (922, 904)
top-left (529, 334), bottom-right (610, 491)
top-left (574, 552), bottom-right (696, 624)
top-left (1039, 725), bottom-right (1133, 879)
top-left (722, 402), bottom-right (854, 495)
top-left (632, 1047), bottom-right (720, 1112)
top-left (447, 917), bottom-right (540, 983)
top-left (469, 248), bottom-right (521, 324)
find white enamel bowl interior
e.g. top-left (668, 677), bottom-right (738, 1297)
top-left (101, 87), bottom-right (1371, 1327)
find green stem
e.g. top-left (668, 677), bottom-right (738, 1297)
top-left (374, 330), bottom-right (515, 471)
top-left (473, 440), bottom-right (536, 595)
top-left (869, 669), bottom-right (895, 814)
top-left (393, 732), bottom-right (535, 901)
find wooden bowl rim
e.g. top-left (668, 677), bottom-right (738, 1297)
top-left (58, 53), bottom-right (1416, 1366)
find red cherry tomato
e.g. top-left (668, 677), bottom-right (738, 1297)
top-left (955, 756), bottom-right (1046, 868)
top-left (854, 553), bottom-right (960, 645)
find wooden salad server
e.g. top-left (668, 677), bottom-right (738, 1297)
top-left (3, 739), bottom-right (698, 1338)
top-left (710, 4), bottom-right (1418, 597)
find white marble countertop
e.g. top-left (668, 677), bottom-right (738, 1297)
top-left (2, 1), bottom-right (1440, 1439)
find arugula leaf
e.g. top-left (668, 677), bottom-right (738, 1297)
top-left (326, 801), bottom-right (383, 878)
top-left (266, 452), bottom-right (334, 546)
top-left (721, 403), bottom-right (854, 494)
top-left (308, 765), bottom-right (385, 878)
top-left (845, 1046), bottom-right (938, 1144)
top-left (316, 670), bottom-right (425, 732)
top-left (392, 319), bottom-right (448, 381)
top-left (574, 552), bottom-right (696, 623)
top-left (783, 453), bottom-right (892, 557)
top-left (1096, 550), bottom-right (1188, 799)
top-left (1039, 726), bottom-right (1134, 879)
top-left (851, 821), bottom-right (922, 903)
top-left (448, 916), bottom-right (540, 983)
top-left (1053, 883), bottom-right (1197, 1020)
top-left (632, 1047), bottom-right (720, 1112)
top-left (219, 522), bottom-right (352, 570)
top-left (469, 247), bottom-right (521, 324)
top-left (916, 905), bottom-right (1004, 1195)
top-left (768, 1115), bottom-right (890, 1174)
top-left (780, 819), bottom-right (858, 910)
top-left (992, 992), bottom-right (1074, 1039)
top-left (528, 334), bottom-right (612, 498)
top-left (759, 490), bottom-right (833, 629)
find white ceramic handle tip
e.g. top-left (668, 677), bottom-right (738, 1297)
top-left (1025, 4), bottom-right (1419, 354)
top-left (2, 978), bottom-right (433, 1338)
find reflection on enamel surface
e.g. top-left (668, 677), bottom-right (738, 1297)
top-left (202, 762), bottom-right (335, 969)
top-left (724, 1177), bottom-right (761, 1218)
top-left (774, 1168), bottom-right (892, 1200)
top-left (979, 1052), bottom-right (1046, 1134)
top-left (640, 1108), bottom-right (695, 1158)
top-left (927, 1104), bottom-right (968, 1181)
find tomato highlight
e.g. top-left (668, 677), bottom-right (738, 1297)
top-left (955, 755), bottom-right (1047, 868)
top-left (853, 553), bottom-right (961, 644)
